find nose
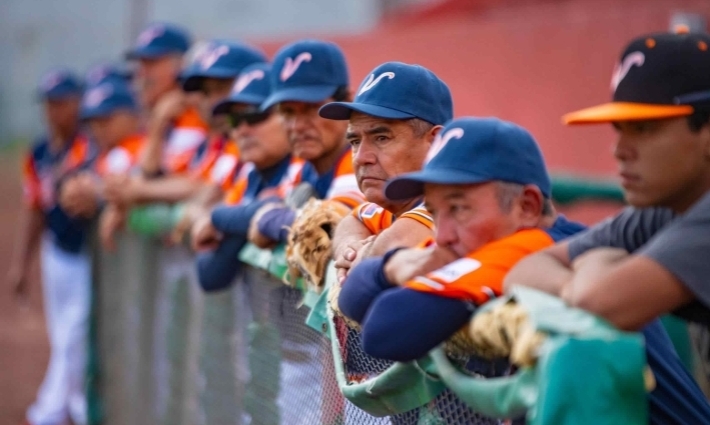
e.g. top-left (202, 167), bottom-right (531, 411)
top-left (613, 134), bottom-right (637, 162)
top-left (352, 140), bottom-right (377, 167)
top-left (434, 215), bottom-right (457, 250)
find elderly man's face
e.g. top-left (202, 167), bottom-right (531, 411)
top-left (347, 112), bottom-right (434, 207)
top-left (425, 182), bottom-right (519, 258)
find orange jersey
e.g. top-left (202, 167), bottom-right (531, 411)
top-left (23, 134), bottom-right (93, 210)
top-left (404, 228), bottom-right (555, 305)
top-left (290, 148), bottom-right (364, 209)
top-left (190, 136), bottom-right (242, 191)
top-left (352, 202), bottom-right (434, 235)
top-left (163, 107), bottom-right (208, 174)
top-left (95, 134), bottom-right (145, 177)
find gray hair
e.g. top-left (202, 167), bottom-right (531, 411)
top-left (494, 182), bottom-right (553, 215)
top-left (405, 118), bottom-right (435, 138)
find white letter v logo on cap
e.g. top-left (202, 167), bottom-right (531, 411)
top-left (358, 72), bottom-right (395, 95)
top-left (280, 52), bottom-right (312, 81)
top-left (425, 127), bottom-right (464, 163)
top-left (611, 51), bottom-right (644, 92)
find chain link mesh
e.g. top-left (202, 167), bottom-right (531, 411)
top-left (93, 234), bottom-right (511, 424)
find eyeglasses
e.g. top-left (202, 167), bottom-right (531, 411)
top-left (227, 108), bottom-right (272, 128)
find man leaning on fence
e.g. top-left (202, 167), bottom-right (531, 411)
top-left (189, 62), bottom-right (301, 291)
top-left (242, 39), bottom-right (365, 250)
top-left (502, 29), bottom-right (710, 423)
top-left (102, 40), bottom-right (266, 243)
top-left (319, 61), bottom-right (452, 284)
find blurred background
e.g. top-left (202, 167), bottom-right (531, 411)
top-left (1, 0), bottom-right (708, 422)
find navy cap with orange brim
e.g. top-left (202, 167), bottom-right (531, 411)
top-left (563, 30), bottom-right (710, 125)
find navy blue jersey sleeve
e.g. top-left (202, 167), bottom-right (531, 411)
top-left (210, 199), bottom-right (268, 235)
top-left (196, 235), bottom-right (247, 292)
top-left (360, 288), bottom-right (473, 362)
top-left (257, 207), bottom-right (296, 243)
top-left (338, 249), bottom-right (404, 323)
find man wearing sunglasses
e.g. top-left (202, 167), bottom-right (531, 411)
top-left (189, 63), bottom-right (302, 291)
top-left (243, 39), bottom-right (365, 249)
top-left (102, 40), bottom-right (266, 214)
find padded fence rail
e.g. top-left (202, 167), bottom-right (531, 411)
top-left (91, 229), bottom-right (514, 425)
top-left (87, 177), bottom-right (710, 424)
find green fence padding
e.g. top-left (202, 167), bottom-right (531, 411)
top-left (550, 174), bottom-right (625, 205)
top-left (430, 286), bottom-right (648, 425)
top-left (127, 203), bottom-right (184, 236)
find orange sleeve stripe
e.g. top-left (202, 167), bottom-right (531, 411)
top-left (399, 208), bottom-right (434, 230)
top-left (405, 229), bottom-right (555, 304)
top-left (330, 194), bottom-right (363, 210)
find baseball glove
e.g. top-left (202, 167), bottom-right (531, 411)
top-left (468, 301), bottom-right (547, 367)
top-left (284, 197), bottom-right (351, 292)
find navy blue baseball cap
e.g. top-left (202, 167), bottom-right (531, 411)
top-left (213, 63), bottom-right (272, 115)
top-left (319, 62), bottom-right (453, 125)
top-left (125, 22), bottom-right (191, 59)
top-left (385, 117), bottom-right (551, 200)
top-left (260, 39), bottom-right (349, 110)
top-left (181, 40), bottom-right (268, 92)
top-left (37, 70), bottom-right (84, 100)
top-left (85, 63), bottom-right (134, 87)
top-left (80, 80), bottom-right (138, 120)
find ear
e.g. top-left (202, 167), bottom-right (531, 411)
top-left (426, 125), bottom-right (443, 147)
top-left (516, 185), bottom-right (546, 226)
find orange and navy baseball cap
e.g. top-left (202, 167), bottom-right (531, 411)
top-left (563, 30), bottom-right (710, 124)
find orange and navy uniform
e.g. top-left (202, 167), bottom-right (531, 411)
top-left (337, 216), bottom-right (585, 361)
top-left (404, 228), bottom-right (556, 305)
top-left (189, 135), bottom-right (243, 192)
top-left (352, 202), bottom-right (434, 236)
top-left (162, 107), bottom-right (209, 174)
top-left (95, 134), bottom-right (145, 177)
top-left (290, 147), bottom-right (364, 208)
top-left (223, 156), bottom-right (304, 206)
top-left (23, 134), bottom-right (96, 253)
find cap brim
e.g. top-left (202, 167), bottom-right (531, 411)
top-left (319, 102), bottom-right (415, 121)
top-left (39, 89), bottom-right (83, 101)
top-left (80, 105), bottom-right (136, 120)
top-left (260, 85), bottom-right (338, 111)
top-left (212, 94), bottom-right (267, 116)
top-left (563, 102), bottom-right (694, 125)
top-left (385, 169), bottom-right (491, 201)
top-left (125, 46), bottom-right (182, 60)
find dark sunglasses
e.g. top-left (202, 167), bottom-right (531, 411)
top-left (227, 107), bottom-right (272, 128)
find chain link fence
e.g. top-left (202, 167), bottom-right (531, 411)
top-left (89, 227), bottom-right (519, 425)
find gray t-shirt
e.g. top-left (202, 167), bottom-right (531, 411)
top-left (568, 193), bottom-right (710, 325)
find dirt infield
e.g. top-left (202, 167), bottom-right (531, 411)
top-left (0, 151), bottom-right (49, 424)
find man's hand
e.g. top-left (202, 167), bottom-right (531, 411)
top-left (99, 205), bottom-right (126, 251)
top-left (171, 202), bottom-right (207, 245)
top-left (103, 174), bottom-right (138, 208)
top-left (150, 89), bottom-right (186, 131)
top-left (384, 245), bottom-right (459, 286)
top-left (247, 203), bottom-right (282, 249)
top-left (59, 173), bottom-right (99, 218)
top-left (334, 235), bottom-right (375, 283)
top-left (6, 264), bottom-right (29, 303)
top-left (190, 213), bottom-right (223, 252)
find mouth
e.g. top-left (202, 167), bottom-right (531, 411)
top-left (619, 171), bottom-right (641, 187)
